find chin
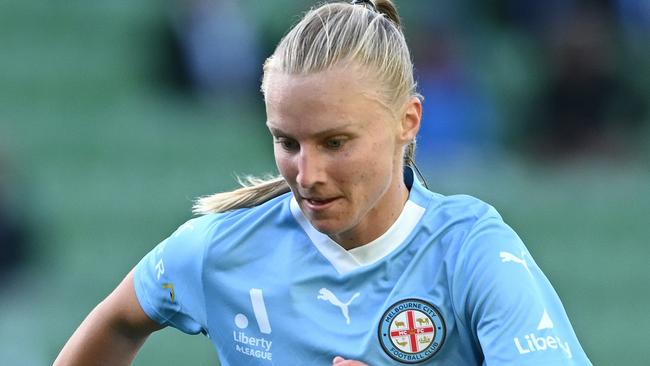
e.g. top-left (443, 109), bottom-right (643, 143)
top-left (308, 218), bottom-right (347, 237)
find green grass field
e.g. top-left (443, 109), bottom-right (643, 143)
top-left (1, 1), bottom-right (648, 365)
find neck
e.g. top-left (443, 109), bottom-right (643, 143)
top-left (330, 177), bottom-right (409, 250)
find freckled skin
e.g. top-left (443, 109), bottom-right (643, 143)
top-left (265, 64), bottom-right (421, 249)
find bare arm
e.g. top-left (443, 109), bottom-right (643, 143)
top-left (53, 269), bottom-right (164, 366)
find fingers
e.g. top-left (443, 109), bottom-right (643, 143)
top-left (332, 356), bottom-right (369, 366)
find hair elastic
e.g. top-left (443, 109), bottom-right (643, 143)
top-left (351, 0), bottom-right (376, 10)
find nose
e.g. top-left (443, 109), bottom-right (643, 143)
top-left (296, 147), bottom-right (326, 189)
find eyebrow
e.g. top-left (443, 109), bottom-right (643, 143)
top-left (266, 123), bottom-right (354, 138)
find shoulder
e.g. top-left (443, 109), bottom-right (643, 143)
top-left (145, 192), bottom-right (293, 263)
top-left (168, 192), bottom-right (296, 256)
top-left (416, 191), bottom-right (524, 278)
top-left (433, 194), bottom-right (522, 262)
top-left (211, 190), bottom-right (292, 223)
top-left (408, 177), bottom-right (506, 251)
top-left (432, 193), bottom-right (499, 221)
top-left (430, 195), bottom-right (544, 319)
top-left (420, 192), bottom-right (505, 240)
top-left (182, 191), bottom-right (294, 238)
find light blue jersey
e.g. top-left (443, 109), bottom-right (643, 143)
top-left (134, 170), bottom-right (591, 365)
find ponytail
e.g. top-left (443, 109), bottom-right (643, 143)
top-left (351, 0), bottom-right (401, 27)
top-left (373, 0), bottom-right (401, 27)
top-left (404, 139), bottom-right (416, 166)
top-left (193, 175), bottom-right (290, 214)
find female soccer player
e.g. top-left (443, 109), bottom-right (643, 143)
top-left (54, 1), bottom-right (592, 365)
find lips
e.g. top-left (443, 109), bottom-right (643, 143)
top-left (301, 196), bottom-right (339, 211)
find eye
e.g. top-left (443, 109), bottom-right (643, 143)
top-left (325, 138), bottom-right (346, 150)
top-left (275, 137), bottom-right (299, 152)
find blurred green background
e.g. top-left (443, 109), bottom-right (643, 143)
top-left (0, 1), bottom-right (648, 365)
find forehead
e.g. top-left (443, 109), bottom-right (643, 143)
top-left (264, 66), bottom-right (392, 135)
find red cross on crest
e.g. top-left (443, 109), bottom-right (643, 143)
top-left (389, 309), bottom-right (436, 353)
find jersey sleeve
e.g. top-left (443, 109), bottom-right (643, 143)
top-left (133, 217), bottom-right (209, 335)
top-left (452, 216), bottom-right (592, 365)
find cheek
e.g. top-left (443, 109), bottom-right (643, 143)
top-left (341, 141), bottom-right (390, 185)
top-left (366, 136), bottom-right (395, 171)
top-left (359, 138), bottom-right (397, 189)
top-left (274, 152), bottom-right (297, 182)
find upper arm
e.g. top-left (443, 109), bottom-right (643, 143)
top-left (131, 218), bottom-right (208, 334)
top-left (103, 269), bottom-right (165, 338)
top-left (53, 270), bottom-right (163, 366)
top-left (452, 218), bottom-right (591, 365)
top-left (55, 217), bottom-right (212, 366)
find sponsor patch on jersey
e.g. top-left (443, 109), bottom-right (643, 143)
top-left (378, 299), bottom-right (446, 363)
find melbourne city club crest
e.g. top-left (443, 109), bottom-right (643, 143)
top-left (378, 299), bottom-right (446, 363)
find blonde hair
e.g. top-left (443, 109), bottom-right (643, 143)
top-left (194, 0), bottom-right (419, 215)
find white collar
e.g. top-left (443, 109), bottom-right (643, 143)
top-left (290, 197), bottom-right (425, 275)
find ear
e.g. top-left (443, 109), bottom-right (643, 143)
top-left (398, 96), bottom-right (422, 144)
